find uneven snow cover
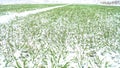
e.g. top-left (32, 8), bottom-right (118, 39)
top-left (98, 4), bottom-right (120, 6)
top-left (0, 5), bottom-right (68, 24)
top-left (0, 4), bottom-right (120, 68)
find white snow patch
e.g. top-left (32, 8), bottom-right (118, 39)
top-left (14, 50), bottom-right (21, 59)
top-left (97, 47), bottom-right (120, 67)
top-left (0, 55), bottom-right (5, 68)
top-left (98, 4), bottom-right (120, 6)
top-left (27, 61), bottom-right (34, 68)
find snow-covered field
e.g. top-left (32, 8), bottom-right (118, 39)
top-left (0, 5), bottom-right (68, 24)
top-left (0, 4), bottom-right (120, 68)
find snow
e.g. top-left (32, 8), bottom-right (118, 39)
top-left (97, 47), bottom-right (120, 67)
top-left (0, 5), bottom-right (68, 24)
top-left (14, 50), bottom-right (21, 59)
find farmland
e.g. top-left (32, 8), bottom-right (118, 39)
top-left (0, 4), bottom-right (120, 68)
top-left (0, 4), bottom-right (62, 15)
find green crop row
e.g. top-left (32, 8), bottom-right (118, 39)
top-left (0, 5), bottom-right (120, 68)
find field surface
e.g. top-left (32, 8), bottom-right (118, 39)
top-left (0, 4), bottom-right (120, 68)
top-left (0, 4), bottom-right (62, 15)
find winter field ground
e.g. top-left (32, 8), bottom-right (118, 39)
top-left (0, 4), bottom-right (62, 15)
top-left (0, 4), bottom-right (120, 68)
